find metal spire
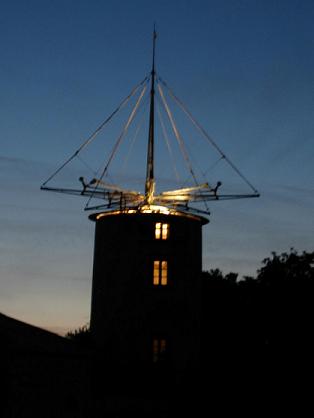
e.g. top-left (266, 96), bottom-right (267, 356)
top-left (145, 26), bottom-right (157, 204)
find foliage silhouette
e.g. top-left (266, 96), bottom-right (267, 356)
top-left (201, 249), bottom-right (314, 383)
top-left (257, 248), bottom-right (314, 283)
top-left (66, 324), bottom-right (91, 347)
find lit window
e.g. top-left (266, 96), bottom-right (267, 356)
top-left (153, 260), bottom-right (168, 286)
top-left (162, 223), bottom-right (169, 240)
top-left (155, 222), bottom-right (169, 240)
top-left (153, 338), bottom-right (167, 363)
top-left (161, 261), bottom-right (167, 285)
top-left (153, 261), bottom-right (160, 285)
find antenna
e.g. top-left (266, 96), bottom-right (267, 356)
top-left (145, 25), bottom-right (157, 204)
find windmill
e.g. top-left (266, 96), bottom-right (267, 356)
top-left (41, 30), bottom-right (259, 383)
top-left (41, 30), bottom-right (259, 219)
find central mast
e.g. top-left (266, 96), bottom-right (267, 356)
top-left (145, 28), bottom-right (157, 204)
top-left (40, 28), bottom-right (259, 213)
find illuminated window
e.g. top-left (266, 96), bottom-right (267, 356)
top-left (155, 222), bottom-right (169, 240)
top-left (153, 260), bottom-right (168, 286)
top-left (153, 338), bottom-right (167, 363)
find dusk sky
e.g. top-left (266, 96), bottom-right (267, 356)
top-left (1, 0), bottom-right (313, 335)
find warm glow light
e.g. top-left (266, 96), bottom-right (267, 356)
top-left (161, 261), bottom-right (168, 285)
top-left (153, 261), bottom-right (160, 285)
top-left (95, 209), bottom-right (138, 220)
top-left (153, 260), bottom-right (168, 286)
top-left (95, 205), bottom-right (172, 220)
top-left (140, 205), bottom-right (171, 215)
top-left (162, 223), bottom-right (169, 240)
top-left (93, 204), bottom-right (205, 222)
top-left (155, 222), bottom-right (169, 240)
top-left (155, 222), bottom-right (161, 239)
top-left (159, 194), bottom-right (193, 201)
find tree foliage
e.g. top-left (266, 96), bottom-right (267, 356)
top-left (201, 249), bottom-right (314, 367)
top-left (257, 249), bottom-right (314, 283)
top-left (66, 324), bottom-right (91, 347)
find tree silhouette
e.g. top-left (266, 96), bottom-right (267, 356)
top-left (66, 324), bottom-right (91, 347)
top-left (257, 249), bottom-right (314, 283)
top-left (201, 249), bottom-right (314, 377)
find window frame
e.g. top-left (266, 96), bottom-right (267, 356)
top-left (153, 259), bottom-right (168, 286)
top-left (155, 222), bottom-right (169, 240)
top-left (152, 337), bottom-right (167, 363)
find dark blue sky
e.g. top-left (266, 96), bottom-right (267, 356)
top-left (1, 0), bottom-right (313, 334)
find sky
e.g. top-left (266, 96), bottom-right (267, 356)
top-left (1, 0), bottom-right (313, 335)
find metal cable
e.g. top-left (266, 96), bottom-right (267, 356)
top-left (158, 76), bottom-right (259, 194)
top-left (120, 99), bottom-right (148, 176)
top-left (41, 76), bottom-right (149, 187)
top-left (85, 83), bottom-right (148, 209)
top-left (157, 82), bottom-right (210, 213)
top-left (156, 100), bottom-right (180, 183)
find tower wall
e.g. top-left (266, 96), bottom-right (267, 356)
top-left (90, 211), bottom-right (207, 374)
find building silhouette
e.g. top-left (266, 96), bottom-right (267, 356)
top-left (0, 313), bottom-right (91, 417)
top-left (89, 209), bottom-right (208, 388)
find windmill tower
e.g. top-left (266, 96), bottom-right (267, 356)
top-left (87, 32), bottom-right (209, 382)
top-left (41, 30), bottom-right (259, 386)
